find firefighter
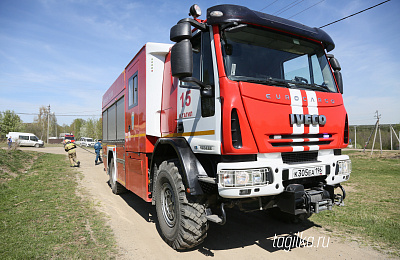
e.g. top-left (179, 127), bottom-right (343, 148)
top-left (94, 139), bottom-right (103, 165)
top-left (64, 139), bottom-right (80, 167)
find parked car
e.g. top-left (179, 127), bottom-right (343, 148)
top-left (7, 132), bottom-right (44, 148)
top-left (78, 137), bottom-right (96, 147)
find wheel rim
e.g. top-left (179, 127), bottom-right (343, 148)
top-left (160, 182), bottom-right (176, 228)
top-left (111, 163), bottom-right (116, 185)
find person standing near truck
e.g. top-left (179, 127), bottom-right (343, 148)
top-left (64, 140), bottom-right (80, 167)
top-left (94, 139), bottom-right (103, 165)
top-left (7, 136), bottom-right (12, 149)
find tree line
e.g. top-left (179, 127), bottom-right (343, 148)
top-left (1, 107), bottom-right (399, 150)
top-left (349, 124), bottom-right (400, 150)
top-left (0, 106), bottom-right (102, 142)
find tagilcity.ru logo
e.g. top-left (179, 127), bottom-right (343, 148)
top-left (272, 232), bottom-right (330, 252)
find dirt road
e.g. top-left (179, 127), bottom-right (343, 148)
top-left (21, 146), bottom-right (387, 259)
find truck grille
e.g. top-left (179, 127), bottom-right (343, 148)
top-left (269, 134), bottom-right (333, 148)
top-left (282, 151), bottom-right (319, 164)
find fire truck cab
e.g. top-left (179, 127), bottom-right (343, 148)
top-left (102, 4), bottom-right (351, 250)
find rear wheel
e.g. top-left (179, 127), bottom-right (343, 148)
top-left (108, 159), bottom-right (126, 194)
top-left (154, 160), bottom-right (208, 250)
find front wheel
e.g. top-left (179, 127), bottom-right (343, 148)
top-left (154, 160), bottom-right (208, 250)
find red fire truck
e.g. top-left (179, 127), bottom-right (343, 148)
top-left (102, 4), bottom-right (351, 250)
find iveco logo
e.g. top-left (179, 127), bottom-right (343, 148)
top-left (290, 114), bottom-right (327, 126)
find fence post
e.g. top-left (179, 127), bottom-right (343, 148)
top-left (354, 125), bottom-right (357, 149)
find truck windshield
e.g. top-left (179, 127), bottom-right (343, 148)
top-left (221, 26), bottom-right (337, 92)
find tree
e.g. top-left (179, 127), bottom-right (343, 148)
top-left (70, 118), bottom-right (85, 140)
top-left (21, 106), bottom-right (58, 141)
top-left (80, 118), bottom-right (102, 140)
top-left (0, 110), bottom-right (23, 137)
top-left (95, 117), bottom-right (102, 140)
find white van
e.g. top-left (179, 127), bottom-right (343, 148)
top-left (77, 137), bottom-right (96, 147)
top-left (7, 132), bottom-right (44, 148)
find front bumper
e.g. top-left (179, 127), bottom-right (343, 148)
top-left (217, 150), bottom-right (351, 199)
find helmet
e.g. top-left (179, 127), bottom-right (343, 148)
top-left (65, 139), bottom-right (71, 144)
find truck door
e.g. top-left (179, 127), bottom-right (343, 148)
top-left (125, 56), bottom-right (144, 194)
top-left (177, 29), bottom-right (221, 154)
top-left (126, 61), bottom-right (140, 152)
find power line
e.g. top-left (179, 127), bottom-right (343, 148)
top-left (288, 0), bottom-right (325, 19)
top-left (319, 0), bottom-right (391, 28)
top-left (260, 0), bottom-right (281, 11)
top-left (276, 0), bottom-right (305, 15)
top-left (12, 112), bottom-right (100, 117)
top-left (274, 0), bottom-right (302, 15)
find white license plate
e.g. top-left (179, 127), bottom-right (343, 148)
top-left (292, 166), bottom-right (324, 179)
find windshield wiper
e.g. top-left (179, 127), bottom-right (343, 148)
top-left (293, 82), bottom-right (331, 92)
top-left (231, 76), bottom-right (293, 88)
top-left (230, 76), bottom-right (332, 92)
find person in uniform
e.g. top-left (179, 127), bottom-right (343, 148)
top-left (64, 140), bottom-right (80, 167)
top-left (7, 136), bottom-right (12, 149)
top-left (94, 139), bottom-right (103, 165)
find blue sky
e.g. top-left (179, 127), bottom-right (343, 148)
top-left (0, 0), bottom-right (399, 126)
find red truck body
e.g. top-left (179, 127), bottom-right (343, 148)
top-left (102, 4), bottom-right (351, 250)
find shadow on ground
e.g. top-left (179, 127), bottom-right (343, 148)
top-left (111, 185), bottom-right (321, 255)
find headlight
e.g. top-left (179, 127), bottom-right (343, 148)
top-left (219, 168), bottom-right (272, 187)
top-left (337, 160), bottom-right (351, 175)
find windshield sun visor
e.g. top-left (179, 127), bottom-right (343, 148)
top-left (207, 4), bottom-right (335, 52)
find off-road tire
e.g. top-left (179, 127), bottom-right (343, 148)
top-left (108, 159), bottom-right (126, 195)
top-left (154, 160), bottom-right (208, 250)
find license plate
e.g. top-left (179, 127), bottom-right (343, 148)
top-left (292, 166), bottom-right (324, 179)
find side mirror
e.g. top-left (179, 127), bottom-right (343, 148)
top-left (170, 22), bottom-right (192, 42)
top-left (334, 70), bottom-right (343, 94)
top-left (171, 39), bottom-right (193, 78)
top-left (329, 57), bottom-right (341, 71)
top-left (327, 55), bottom-right (344, 94)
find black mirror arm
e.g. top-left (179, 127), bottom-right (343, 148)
top-left (179, 77), bottom-right (213, 97)
top-left (178, 18), bottom-right (207, 31)
top-left (179, 77), bottom-right (205, 89)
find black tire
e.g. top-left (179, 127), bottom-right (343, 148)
top-left (35, 143), bottom-right (39, 148)
top-left (108, 159), bottom-right (126, 195)
top-left (154, 160), bottom-right (208, 250)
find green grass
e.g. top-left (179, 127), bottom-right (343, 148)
top-left (0, 149), bottom-right (116, 259)
top-left (0, 149), bottom-right (36, 184)
top-left (311, 150), bottom-right (400, 256)
top-left (1, 148), bottom-right (399, 257)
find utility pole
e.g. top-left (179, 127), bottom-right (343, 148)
top-left (47, 104), bottom-right (50, 144)
top-left (388, 125), bottom-right (400, 150)
top-left (363, 111), bottom-right (383, 154)
top-left (363, 120), bottom-right (378, 152)
top-left (371, 110), bottom-right (382, 155)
